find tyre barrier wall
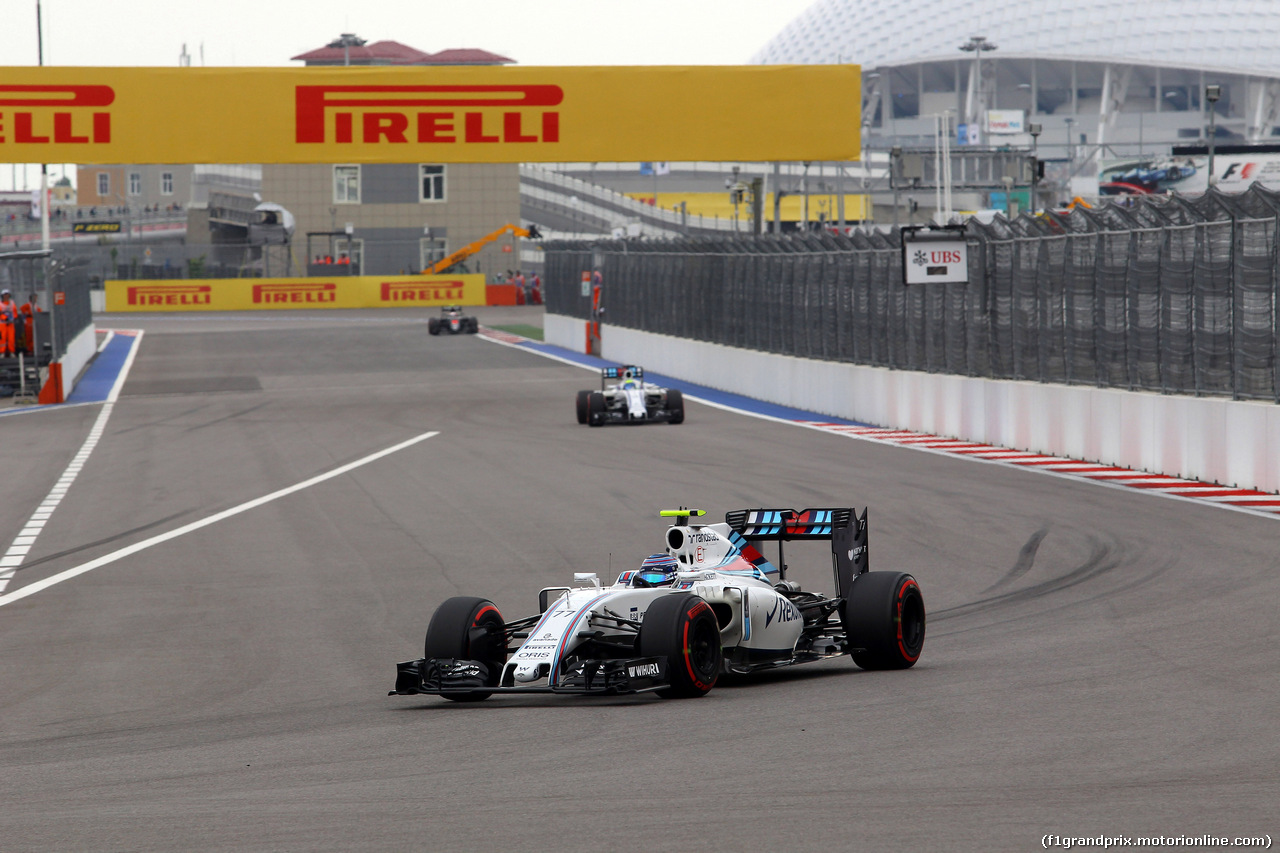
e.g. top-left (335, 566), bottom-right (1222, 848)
top-left (545, 314), bottom-right (1280, 495)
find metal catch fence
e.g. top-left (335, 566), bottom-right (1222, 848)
top-left (0, 250), bottom-right (93, 362)
top-left (545, 185), bottom-right (1280, 402)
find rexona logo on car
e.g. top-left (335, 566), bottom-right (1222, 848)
top-left (295, 85), bottom-right (563, 145)
top-left (380, 280), bottom-right (465, 302)
top-left (0, 85), bottom-right (114, 145)
top-left (126, 284), bottom-right (212, 306)
top-left (252, 283), bottom-right (337, 304)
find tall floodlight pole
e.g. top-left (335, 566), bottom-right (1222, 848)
top-left (1205, 84), bottom-right (1221, 186)
top-left (960, 36), bottom-right (997, 135)
top-left (38, 0), bottom-right (56, 364)
top-left (936, 112), bottom-right (947, 219)
top-left (1029, 122), bottom-right (1042, 211)
top-left (890, 146), bottom-right (902, 229)
top-left (942, 111), bottom-right (954, 220)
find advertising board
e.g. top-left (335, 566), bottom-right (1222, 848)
top-left (104, 274), bottom-right (485, 312)
top-left (0, 65), bottom-right (861, 163)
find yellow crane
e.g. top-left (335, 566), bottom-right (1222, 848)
top-left (422, 223), bottom-right (540, 275)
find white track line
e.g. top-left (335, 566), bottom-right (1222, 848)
top-left (0, 430), bottom-right (440, 608)
top-left (0, 330), bottom-right (145, 594)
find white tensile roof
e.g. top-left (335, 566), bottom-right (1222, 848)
top-left (751, 0), bottom-right (1280, 78)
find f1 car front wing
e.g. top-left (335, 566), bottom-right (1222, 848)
top-left (391, 656), bottom-right (670, 696)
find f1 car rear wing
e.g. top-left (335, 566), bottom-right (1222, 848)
top-left (725, 507), bottom-right (868, 603)
top-left (601, 365), bottom-right (643, 389)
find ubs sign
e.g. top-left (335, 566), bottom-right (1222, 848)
top-left (901, 226), bottom-right (970, 285)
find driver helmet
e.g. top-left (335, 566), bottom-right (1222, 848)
top-left (632, 553), bottom-right (679, 588)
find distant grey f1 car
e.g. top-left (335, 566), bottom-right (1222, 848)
top-left (389, 506), bottom-right (925, 701)
top-left (428, 305), bottom-right (478, 335)
top-left (575, 365), bottom-right (684, 426)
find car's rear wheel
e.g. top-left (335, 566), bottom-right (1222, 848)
top-left (576, 390), bottom-right (591, 424)
top-left (467, 318), bottom-right (479, 333)
top-left (587, 391), bottom-right (606, 426)
top-left (638, 593), bottom-right (721, 698)
top-left (841, 572), bottom-right (925, 670)
top-left (428, 319), bottom-right (440, 335)
top-left (666, 388), bottom-right (685, 424)
top-left (423, 596), bottom-right (506, 701)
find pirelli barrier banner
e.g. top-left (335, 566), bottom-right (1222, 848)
top-left (0, 65), bottom-right (860, 163)
top-left (104, 275), bottom-right (485, 312)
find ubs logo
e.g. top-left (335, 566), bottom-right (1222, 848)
top-left (0, 85), bottom-right (114, 145)
top-left (295, 84), bottom-right (563, 145)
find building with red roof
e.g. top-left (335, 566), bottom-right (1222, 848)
top-left (263, 34), bottom-right (523, 278)
top-left (290, 36), bottom-right (513, 67)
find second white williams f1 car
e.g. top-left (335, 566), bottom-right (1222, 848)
top-left (575, 365), bottom-right (684, 426)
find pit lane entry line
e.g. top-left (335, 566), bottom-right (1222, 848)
top-left (0, 430), bottom-right (440, 608)
top-left (0, 330), bottom-right (145, 595)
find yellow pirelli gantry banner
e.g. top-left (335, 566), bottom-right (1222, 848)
top-left (104, 275), bottom-right (486, 312)
top-left (0, 65), bottom-right (860, 163)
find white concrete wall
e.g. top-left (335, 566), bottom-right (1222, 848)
top-left (60, 322), bottom-right (99, 399)
top-left (543, 314), bottom-right (1280, 494)
top-left (544, 312), bottom-right (587, 353)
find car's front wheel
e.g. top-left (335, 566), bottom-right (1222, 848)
top-left (638, 593), bottom-right (721, 698)
top-left (666, 388), bottom-right (685, 424)
top-left (587, 391), bottom-right (607, 426)
top-left (423, 596), bottom-right (507, 701)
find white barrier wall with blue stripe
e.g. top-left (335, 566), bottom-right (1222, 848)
top-left (544, 313), bottom-right (1280, 496)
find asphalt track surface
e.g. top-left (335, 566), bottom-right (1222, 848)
top-left (1, 307), bottom-right (1276, 852)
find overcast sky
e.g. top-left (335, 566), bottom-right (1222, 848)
top-left (2, 0), bottom-right (811, 68)
top-left (1, 0), bottom-right (816, 190)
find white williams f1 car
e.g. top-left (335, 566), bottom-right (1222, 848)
top-left (389, 507), bottom-right (925, 701)
top-left (575, 365), bottom-right (684, 426)
top-left (428, 305), bottom-right (478, 335)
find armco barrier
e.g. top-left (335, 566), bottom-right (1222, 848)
top-left (104, 274), bottom-right (485, 312)
top-left (544, 313), bottom-right (1280, 495)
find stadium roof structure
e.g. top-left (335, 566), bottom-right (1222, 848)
top-left (752, 0), bottom-right (1280, 148)
top-left (752, 0), bottom-right (1280, 77)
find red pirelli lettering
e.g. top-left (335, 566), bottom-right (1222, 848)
top-left (295, 84), bottom-right (563, 144)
